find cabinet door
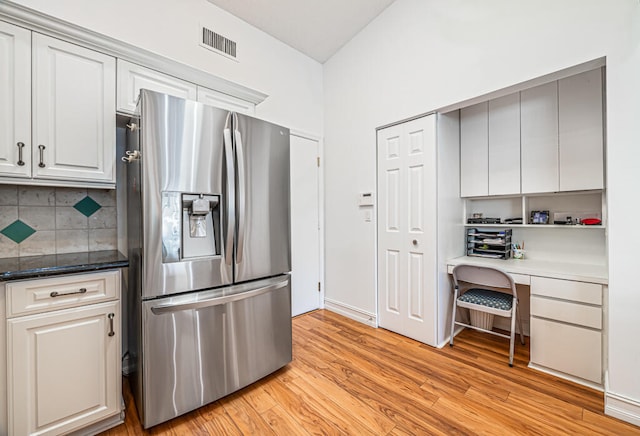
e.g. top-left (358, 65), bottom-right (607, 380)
top-left (559, 68), bottom-right (604, 191)
top-left (7, 301), bottom-right (121, 435)
top-left (197, 86), bottom-right (255, 114)
top-left (117, 59), bottom-right (197, 113)
top-left (488, 93), bottom-right (520, 195)
top-left (530, 316), bottom-right (601, 384)
top-left (521, 82), bottom-right (559, 193)
top-left (460, 102), bottom-right (488, 197)
top-left (32, 34), bottom-right (116, 184)
top-left (0, 21), bottom-right (31, 178)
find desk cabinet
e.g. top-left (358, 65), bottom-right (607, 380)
top-left (529, 276), bottom-right (603, 385)
top-left (6, 270), bottom-right (122, 435)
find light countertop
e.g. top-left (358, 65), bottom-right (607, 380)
top-left (446, 256), bottom-right (608, 284)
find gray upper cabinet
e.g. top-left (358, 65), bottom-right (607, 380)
top-left (460, 95), bottom-right (521, 197)
top-left (520, 81), bottom-right (559, 194)
top-left (558, 68), bottom-right (604, 192)
top-left (460, 102), bottom-right (488, 197)
top-left (488, 93), bottom-right (521, 196)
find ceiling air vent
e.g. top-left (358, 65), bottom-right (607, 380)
top-left (200, 26), bottom-right (237, 61)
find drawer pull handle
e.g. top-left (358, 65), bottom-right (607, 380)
top-left (50, 287), bottom-right (87, 298)
top-left (17, 142), bottom-right (25, 166)
top-left (108, 313), bottom-right (115, 337)
top-left (38, 144), bottom-right (46, 168)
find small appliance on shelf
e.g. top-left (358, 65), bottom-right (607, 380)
top-left (466, 228), bottom-right (512, 259)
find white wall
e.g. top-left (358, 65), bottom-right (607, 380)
top-left (324, 0), bottom-right (640, 418)
top-left (11, 0), bottom-right (323, 135)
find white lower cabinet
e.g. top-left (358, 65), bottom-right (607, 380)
top-left (6, 271), bottom-right (121, 436)
top-left (530, 317), bottom-right (601, 384)
top-left (529, 276), bottom-right (603, 385)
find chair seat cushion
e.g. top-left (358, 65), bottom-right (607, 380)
top-left (458, 288), bottom-right (513, 311)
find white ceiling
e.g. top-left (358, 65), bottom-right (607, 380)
top-left (206, 0), bottom-right (397, 63)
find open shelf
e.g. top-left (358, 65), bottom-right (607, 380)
top-left (463, 190), bottom-right (606, 229)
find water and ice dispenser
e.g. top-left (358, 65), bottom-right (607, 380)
top-left (162, 192), bottom-right (221, 262)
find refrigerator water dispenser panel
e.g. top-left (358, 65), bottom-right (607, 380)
top-left (161, 192), bottom-right (221, 262)
top-left (182, 194), bottom-right (220, 259)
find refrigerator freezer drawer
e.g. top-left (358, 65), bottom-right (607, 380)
top-left (140, 275), bottom-right (292, 429)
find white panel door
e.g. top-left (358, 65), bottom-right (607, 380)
top-left (7, 301), bottom-right (121, 435)
top-left (489, 93), bottom-right (521, 195)
top-left (32, 34), bottom-right (116, 183)
top-left (290, 135), bottom-right (321, 316)
top-left (521, 82), bottom-right (559, 193)
top-left (197, 86), bottom-right (255, 114)
top-left (460, 102), bottom-right (488, 197)
top-left (117, 59), bottom-right (197, 113)
top-left (0, 21), bottom-right (31, 178)
top-left (377, 115), bottom-right (437, 345)
top-left (559, 68), bottom-right (604, 192)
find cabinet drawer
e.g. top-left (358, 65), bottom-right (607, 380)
top-left (6, 270), bottom-right (120, 318)
top-left (530, 295), bottom-right (601, 329)
top-left (530, 317), bottom-right (601, 384)
top-left (530, 276), bottom-right (601, 305)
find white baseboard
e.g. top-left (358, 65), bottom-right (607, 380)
top-left (605, 392), bottom-right (640, 427)
top-left (324, 298), bottom-right (377, 327)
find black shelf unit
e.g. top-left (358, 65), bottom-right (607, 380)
top-left (466, 228), bottom-right (512, 259)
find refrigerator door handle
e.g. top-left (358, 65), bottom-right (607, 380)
top-left (149, 278), bottom-right (289, 314)
top-left (223, 113), bottom-right (235, 266)
top-left (233, 113), bottom-right (247, 264)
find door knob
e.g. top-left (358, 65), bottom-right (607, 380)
top-left (412, 239), bottom-right (418, 246)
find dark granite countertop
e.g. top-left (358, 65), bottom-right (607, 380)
top-left (0, 250), bottom-right (129, 281)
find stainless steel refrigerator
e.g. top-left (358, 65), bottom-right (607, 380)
top-left (125, 89), bottom-right (292, 428)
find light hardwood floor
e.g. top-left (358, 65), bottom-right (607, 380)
top-left (102, 309), bottom-right (639, 435)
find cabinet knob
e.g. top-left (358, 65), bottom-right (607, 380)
top-left (412, 239), bottom-right (418, 246)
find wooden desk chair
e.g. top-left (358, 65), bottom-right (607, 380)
top-left (449, 264), bottom-right (525, 366)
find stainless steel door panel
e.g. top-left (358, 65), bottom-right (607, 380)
top-left (234, 114), bottom-right (291, 282)
top-left (141, 276), bottom-right (292, 429)
top-left (139, 90), bottom-right (233, 297)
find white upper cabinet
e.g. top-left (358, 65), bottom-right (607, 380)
top-left (117, 59), bottom-right (197, 113)
top-left (521, 81), bottom-right (559, 194)
top-left (32, 34), bottom-right (116, 184)
top-left (0, 29), bottom-right (116, 187)
top-left (558, 68), bottom-right (604, 191)
top-left (197, 86), bottom-right (255, 114)
top-left (488, 93), bottom-right (521, 195)
top-left (460, 102), bottom-right (488, 197)
top-left (0, 21), bottom-right (31, 179)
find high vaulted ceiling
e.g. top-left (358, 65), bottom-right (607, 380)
top-left (206, 0), bottom-right (397, 63)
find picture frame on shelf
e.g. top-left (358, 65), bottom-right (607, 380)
top-left (530, 210), bottom-right (549, 224)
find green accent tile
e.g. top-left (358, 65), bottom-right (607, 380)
top-left (1, 220), bottom-right (36, 244)
top-left (74, 196), bottom-right (102, 217)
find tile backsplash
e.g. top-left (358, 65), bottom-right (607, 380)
top-left (0, 185), bottom-right (117, 258)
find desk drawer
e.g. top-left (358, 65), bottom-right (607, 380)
top-left (530, 295), bottom-right (601, 329)
top-left (6, 270), bottom-right (120, 318)
top-left (530, 317), bottom-right (601, 384)
top-left (530, 276), bottom-right (601, 305)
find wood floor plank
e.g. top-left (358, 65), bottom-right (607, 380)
top-left (102, 310), bottom-right (640, 435)
top-left (219, 392), bottom-right (276, 435)
top-left (260, 377), bottom-right (343, 435)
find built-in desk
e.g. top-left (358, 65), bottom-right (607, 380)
top-left (446, 256), bottom-right (608, 285)
top-left (446, 255), bottom-right (608, 389)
